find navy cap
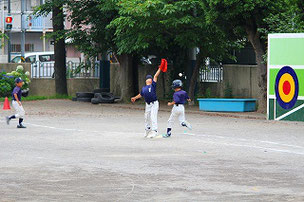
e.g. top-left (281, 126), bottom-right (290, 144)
top-left (15, 77), bottom-right (23, 83)
top-left (146, 75), bottom-right (153, 80)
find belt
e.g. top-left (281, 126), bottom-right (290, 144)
top-left (146, 100), bottom-right (157, 105)
top-left (175, 103), bottom-right (183, 106)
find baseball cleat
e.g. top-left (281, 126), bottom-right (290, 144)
top-left (144, 127), bottom-right (151, 138)
top-left (6, 116), bottom-right (10, 125)
top-left (144, 130), bottom-right (151, 138)
top-left (147, 130), bottom-right (158, 138)
top-left (17, 124), bottom-right (26, 129)
top-left (162, 134), bottom-right (171, 138)
top-left (182, 121), bottom-right (192, 130)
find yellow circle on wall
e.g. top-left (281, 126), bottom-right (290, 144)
top-left (278, 73), bottom-right (295, 103)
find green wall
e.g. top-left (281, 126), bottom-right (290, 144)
top-left (269, 99), bottom-right (304, 121)
top-left (268, 34), bottom-right (304, 121)
top-left (270, 38), bottom-right (304, 65)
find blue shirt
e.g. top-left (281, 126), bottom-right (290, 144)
top-left (12, 86), bottom-right (22, 101)
top-left (140, 81), bottom-right (157, 103)
top-left (173, 90), bottom-right (189, 104)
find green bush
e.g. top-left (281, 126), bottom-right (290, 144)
top-left (205, 87), bottom-right (212, 98)
top-left (224, 83), bottom-right (233, 98)
top-left (0, 81), bottom-right (12, 97)
top-left (0, 65), bottom-right (31, 97)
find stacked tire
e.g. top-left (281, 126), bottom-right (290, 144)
top-left (91, 92), bottom-right (115, 104)
top-left (93, 88), bottom-right (110, 94)
top-left (75, 92), bottom-right (94, 102)
top-left (73, 89), bottom-right (119, 104)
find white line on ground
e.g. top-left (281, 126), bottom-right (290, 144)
top-left (259, 140), bottom-right (304, 149)
top-left (184, 132), bottom-right (304, 150)
top-left (2, 119), bottom-right (303, 156)
top-left (196, 140), bottom-right (304, 156)
top-left (27, 122), bottom-right (146, 136)
top-left (0, 119), bottom-right (143, 136)
top-left (119, 181), bottom-right (135, 200)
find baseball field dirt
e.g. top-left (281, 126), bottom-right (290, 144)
top-left (1, 100), bottom-right (304, 201)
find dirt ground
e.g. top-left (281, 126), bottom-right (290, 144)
top-left (1, 100), bottom-right (304, 201)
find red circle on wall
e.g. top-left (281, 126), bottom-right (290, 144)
top-left (283, 81), bottom-right (291, 95)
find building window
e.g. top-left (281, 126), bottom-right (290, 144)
top-left (25, 44), bottom-right (35, 52)
top-left (11, 44), bottom-right (34, 52)
top-left (11, 44), bottom-right (20, 52)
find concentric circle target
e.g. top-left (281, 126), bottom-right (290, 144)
top-left (275, 66), bottom-right (299, 109)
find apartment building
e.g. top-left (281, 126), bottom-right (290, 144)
top-left (0, 0), bottom-right (54, 62)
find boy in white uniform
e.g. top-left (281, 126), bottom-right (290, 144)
top-left (131, 68), bottom-right (162, 138)
top-left (6, 77), bottom-right (26, 128)
top-left (164, 79), bottom-right (191, 138)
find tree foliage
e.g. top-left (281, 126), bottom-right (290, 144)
top-left (66, 0), bottom-right (117, 57)
top-left (109, 0), bottom-right (235, 58)
top-left (201, 0), bottom-right (304, 112)
top-left (35, 0), bottom-right (304, 104)
top-left (36, 0), bottom-right (235, 60)
top-left (260, 0), bottom-right (304, 35)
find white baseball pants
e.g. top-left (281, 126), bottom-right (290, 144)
top-left (145, 101), bottom-right (159, 131)
top-left (168, 104), bottom-right (185, 128)
top-left (12, 100), bottom-right (25, 118)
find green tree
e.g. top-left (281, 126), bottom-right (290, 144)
top-left (36, 0), bottom-right (235, 101)
top-left (66, 0), bottom-right (140, 101)
top-left (65, 0), bottom-right (117, 57)
top-left (36, 0), bottom-right (132, 98)
top-left (110, 0), bottom-right (235, 100)
top-left (35, 0), bottom-right (68, 95)
top-left (202, 0), bottom-right (303, 112)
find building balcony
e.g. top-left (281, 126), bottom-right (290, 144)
top-left (1, 11), bottom-right (53, 32)
top-left (25, 13), bottom-right (53, 31)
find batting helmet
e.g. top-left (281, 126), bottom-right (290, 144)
top-left (172, 79), bottom-right (183, 89)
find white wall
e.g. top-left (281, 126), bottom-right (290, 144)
top-left (0, 0), bottom-right (51, 31)
top-left (0, 32), bottom-right (54, 62)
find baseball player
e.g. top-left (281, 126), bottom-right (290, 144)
top-left (6, 78), bottom-right (26, 128)
top-left (163, 79), bottom-right (192, 138)
top-left (131, 68), bottom-right (162, 138)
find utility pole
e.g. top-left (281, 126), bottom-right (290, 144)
top-left (1, 1), bottom-right (4, 56)
top-left (21, 0), bottom-right (25, 59)
top-left (40, 0), bottom-right (45, 52)
top-left (7, 0), bottom-right (11, 63)
top-left (100, 52), bottom-right (110, 89)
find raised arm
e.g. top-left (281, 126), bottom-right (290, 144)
top-left (153, 68), bottom-right (161, 83)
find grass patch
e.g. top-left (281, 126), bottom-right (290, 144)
top-left (0, 94), bottom-right (72, 102)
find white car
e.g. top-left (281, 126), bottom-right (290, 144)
top-left (11, 51), bottom-right (55, 64)
top-left (11, 52), bottom-right (55, 78)
top-left (11, 52), bottom-right (95, 78)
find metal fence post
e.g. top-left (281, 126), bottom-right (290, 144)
top-left (99, 60), bottom-right (110, 89)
